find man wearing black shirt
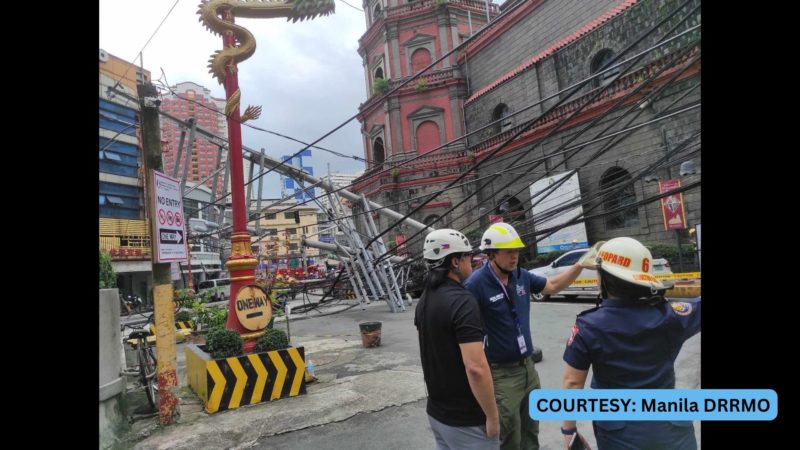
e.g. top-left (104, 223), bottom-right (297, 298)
top-left (415, 228), bottom-right (500, 450)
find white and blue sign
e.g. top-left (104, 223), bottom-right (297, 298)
top-left (530, 389), bottom-right (778, 421)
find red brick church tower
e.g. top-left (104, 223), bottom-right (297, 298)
top-left (353, 0), bottom-right (498, 244)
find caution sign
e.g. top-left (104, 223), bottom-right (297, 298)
top-left (235, 285), bottom-right (272, 331)
top-left (152, 171), bottom-right (188, 262)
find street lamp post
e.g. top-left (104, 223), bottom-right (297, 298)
top-left (198, 0), bottom-right (335, 351)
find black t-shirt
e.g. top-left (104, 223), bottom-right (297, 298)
top-left (414, 278), bottom-right (486, 426)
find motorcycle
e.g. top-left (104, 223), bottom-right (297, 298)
top-left (120, 292), bottom-right (143, 316)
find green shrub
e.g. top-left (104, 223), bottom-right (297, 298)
top-left (175, 310), bottom-right (193, 323)
top-left (254, 328), bottom-right (290, 353)
top-left (645, 243), bottom-right (698, 271)
top-left (205, 327), bottom-right (244, 359)
top-left (197, 287), bottom-right (219, 303)
top-left (372, 78), bottom-right (390, 96)
top-left (99, 251), bottom-right (116, 289)
top-left (173, 288), bottom-right (197, 309)
top-left (189, 301), bottom-right (228, 330)
top-left (646, 243), bottom-right (695, 260)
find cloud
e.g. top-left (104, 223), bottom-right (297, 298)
top-left (100, 0), bottom-right (369, 198)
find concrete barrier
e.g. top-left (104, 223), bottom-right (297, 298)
top-left (186, 343), bottom-right (307, 413)
top-left (99, 288), bottom-right (129, 449)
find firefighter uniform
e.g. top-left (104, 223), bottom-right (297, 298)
top-left (563, 297), bottom-right (701, 450)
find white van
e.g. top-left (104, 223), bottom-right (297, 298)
top-left (529, 249), bottom-right (674, 299)
top-left (197, 278), bottom-right (231, 302)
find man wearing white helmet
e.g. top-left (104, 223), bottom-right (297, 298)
top-left (464, 222), bottom-right (588, 450)
top-left (560, 237), bottom-right (701, 450)
top-left (415, 228), bottom-right (500, 449)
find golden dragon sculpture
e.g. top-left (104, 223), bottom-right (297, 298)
top-left (198, 0), bottom-right (335, 84)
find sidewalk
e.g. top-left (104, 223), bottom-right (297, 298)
top-left (117, 298), bottom-right (419, 450)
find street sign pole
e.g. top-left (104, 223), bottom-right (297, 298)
top-left (140, 82), bottom-right (180, 425)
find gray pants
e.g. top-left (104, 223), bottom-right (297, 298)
top-left (428, 415), bottom-right (500, 450)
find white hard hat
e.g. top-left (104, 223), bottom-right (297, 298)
top-left (596, 237), bottom-right (664, 289)
top-left (479, 222), bottom-right (525, 251)
top-left (423, 229), bottom-right (473, 263)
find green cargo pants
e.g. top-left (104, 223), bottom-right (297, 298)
top-left (491, 357), bottom-right (540, 450)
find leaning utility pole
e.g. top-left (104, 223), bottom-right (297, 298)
top-left (138, 81), bottom-right (179, 425)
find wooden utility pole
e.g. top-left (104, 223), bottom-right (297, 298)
top-left (138, 82), bottom-right (180, 425)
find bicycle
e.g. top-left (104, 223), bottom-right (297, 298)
top-left (121, 323), bottom-right (158, 411)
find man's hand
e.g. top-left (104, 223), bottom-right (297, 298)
top-left (486, 415), bottom-right (499, 439)
top-left (577, 241), bottom-right (605, 269)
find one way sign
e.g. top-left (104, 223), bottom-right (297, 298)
top-left (160, 229), bottom-right (184, 244)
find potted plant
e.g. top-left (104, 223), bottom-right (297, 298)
top-left (254, 328), bottom-right (290, 353)
top-left (204, 327), bottom-right (244, 359)
top-left (415, 78), bottom-right (429, 92)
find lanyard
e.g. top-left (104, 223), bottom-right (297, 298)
top-left (488, 264), bottom-right (523, 334)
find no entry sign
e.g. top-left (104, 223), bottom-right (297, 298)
top-left (152, 171), bottom-right (188, 262)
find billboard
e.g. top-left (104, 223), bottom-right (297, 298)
top-left (529, 172), bottom-right (588, 253)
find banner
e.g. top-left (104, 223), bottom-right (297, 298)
top-left (659, 179), bottom-right (688, 230)
top-left (529, 172), bottom-right (588, 253)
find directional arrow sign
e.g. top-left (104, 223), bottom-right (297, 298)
top-left (160, 229), bottom-right (184, 244)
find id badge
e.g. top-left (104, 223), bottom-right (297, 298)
top-left (517, 334), bottom-right (527, 354)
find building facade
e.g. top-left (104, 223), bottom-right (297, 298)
top-left (181, 181), bottom-right (225, 287)
top-left (248, 201), bottom-right (321, 273)
top-left (99, 49), bottom-right (154, 305)
top-left (353, 0), bottom-right (497, 250)
top-left (160, 81), bottom-right (244, 194)
top-left (317, 171), bottom-right (363, 213)
top-left (353, 0), bottom-right (701, 264)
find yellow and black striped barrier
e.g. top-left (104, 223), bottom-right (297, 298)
top-left (127, 321), bottom-right (194, 347)
top-left (186, 344), bottom-right (307, 413)
top-left (149, 320), bottom-right (194, 335)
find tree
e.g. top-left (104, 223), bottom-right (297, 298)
top-left (99, 250), bottom-right (117, 289)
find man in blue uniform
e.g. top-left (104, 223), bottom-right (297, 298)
top-left (560, 237), bottom-right (701, 450)
top-left (465, 223), bottom-right (588, 450)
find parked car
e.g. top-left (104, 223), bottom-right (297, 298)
top-left (529, 248), bottom-right (674, 300)
top-left (197, 278), bottom-right (231, 302)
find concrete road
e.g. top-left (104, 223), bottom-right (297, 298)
top-left (245, 299), bottom-right (701, 450)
